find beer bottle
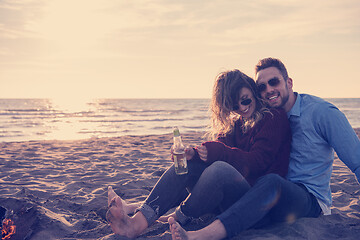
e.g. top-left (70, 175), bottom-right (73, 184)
top-left (172, 127), bottom-right (188, 175)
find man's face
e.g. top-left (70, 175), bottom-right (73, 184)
top-left (255, 67), bottom-right (291, 109)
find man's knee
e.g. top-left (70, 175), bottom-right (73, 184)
top-left (255, 174), bottom-right (288, 210)
top-left (257, 173), bottom-right (284, 186)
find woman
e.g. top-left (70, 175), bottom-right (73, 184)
top-left (106, 70), bottom-right (291, 238)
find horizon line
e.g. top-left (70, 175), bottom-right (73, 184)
top-left (0, 97), bottom-right (359, 100)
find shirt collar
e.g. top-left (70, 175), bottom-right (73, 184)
top-left (287, 92), bottom-right (301, 118)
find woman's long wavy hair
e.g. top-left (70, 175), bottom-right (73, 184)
top-left (206, 69), bottom-right (269, 140)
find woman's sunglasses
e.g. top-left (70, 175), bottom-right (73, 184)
top-left (232, 98), bottom-right (252, 111)
top-left (257, 78), bottom-right (280, 92)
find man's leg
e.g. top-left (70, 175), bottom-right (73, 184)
top-left (169, 173), bottom-right (321, 240)
top-left (169, 217), bottom-right (226, 240)
top-left (217, 174), bottom-right (322, 238)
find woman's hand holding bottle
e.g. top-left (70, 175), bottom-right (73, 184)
top-left (171, 145), bottom-right (207, 162)
top-left (171, 146), bottom-right (195, 161)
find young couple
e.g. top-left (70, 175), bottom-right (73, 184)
top-left (107, 58), bottom-right (360, 240)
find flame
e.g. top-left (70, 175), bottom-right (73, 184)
top-left (1, 218), bottom-right (16, 240)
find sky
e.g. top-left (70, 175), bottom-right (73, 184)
top-left (0, 0), bottom-right (359, 100)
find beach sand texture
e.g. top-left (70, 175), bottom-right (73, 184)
top-left (1, 130), bottom-right (360, 240)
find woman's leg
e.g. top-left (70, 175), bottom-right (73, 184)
top-left (138, 160), bottom-right (209, 225)
top-left (108, 186), bottom-right (141, 215)
top-left (107, 194), bottom-right (148, 239)
top-left (107, 160), bottom-right (209, 238)
top-left (175, 161), bottom-right (251, 223)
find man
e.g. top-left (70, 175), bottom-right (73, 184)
top-left (169, 57), bottom-right (360, 240)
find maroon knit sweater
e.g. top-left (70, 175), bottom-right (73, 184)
top-left (196, 108), bottom-right (291, 186)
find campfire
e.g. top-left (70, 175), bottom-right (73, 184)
top-left (1, 218), bottom-right (16, 240)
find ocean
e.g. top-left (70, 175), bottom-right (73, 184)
top-left (0, 98), bottom-right (359, 142)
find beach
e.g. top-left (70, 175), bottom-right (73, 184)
top-left (1, 129), bottom-right (360, 240)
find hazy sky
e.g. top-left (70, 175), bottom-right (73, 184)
top-left (1, 0), bottom-right (359, 99)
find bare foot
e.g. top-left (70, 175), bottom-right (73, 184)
top-left (158, 211), bottom-right (176, 223)
top-left (108, 186), bottom-right (141, 215)
top-left (108, 186), bottom-right (118, 207)
top-left (125, 202), bottom-right (142, 215)
top-left (169, 217), bottom-right (227, 240)
top-left (107, 186), bottom-right (148, 238)
top-left (106, 196), bottom-right (138, 238)
top-left (169, 217), bottom-right (189, 240)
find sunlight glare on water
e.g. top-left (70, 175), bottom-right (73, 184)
top-left (50, 97), bottom-right (93, 113)
top-left (0, 98), bottom-right (358, 142)
top-left (47, 97), bottom-right (96, 140)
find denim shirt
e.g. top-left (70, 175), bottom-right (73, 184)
top-left (287, 93), bottom-right (360, 215)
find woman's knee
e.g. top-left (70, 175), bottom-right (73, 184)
top-left (204, 161), bottom-right (235, 175)
top-left (202, 161), bottom-right (243, 182)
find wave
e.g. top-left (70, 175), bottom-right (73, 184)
top-left (0, 98), bottom-right (358, 142)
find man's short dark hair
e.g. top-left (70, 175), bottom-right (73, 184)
top-left (255, 57), bottom-right (289, 80)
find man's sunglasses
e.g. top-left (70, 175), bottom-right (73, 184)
top-left (257, 78), bottom-right (280, 92)
top-left (232, 98), bottom-right (252, 111)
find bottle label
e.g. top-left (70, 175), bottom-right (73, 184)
top-left (173, 152), bottom-right (188, 175)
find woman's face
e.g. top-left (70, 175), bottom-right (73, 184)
top-left (234, 87), bottom-right (256, 119)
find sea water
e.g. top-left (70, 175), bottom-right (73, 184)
top-left (0, 98), bottom-right (359, 142)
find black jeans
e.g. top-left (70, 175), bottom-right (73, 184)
top-left (138, 160), bottom-right (251, 225)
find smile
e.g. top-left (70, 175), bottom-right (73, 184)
top-left (266, 93), bottom-right (279, 101)
top-left (239, 106), bottom-right (251, 115)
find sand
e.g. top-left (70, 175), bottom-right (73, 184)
top-left (0, 129), bottom-right (360, 240)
